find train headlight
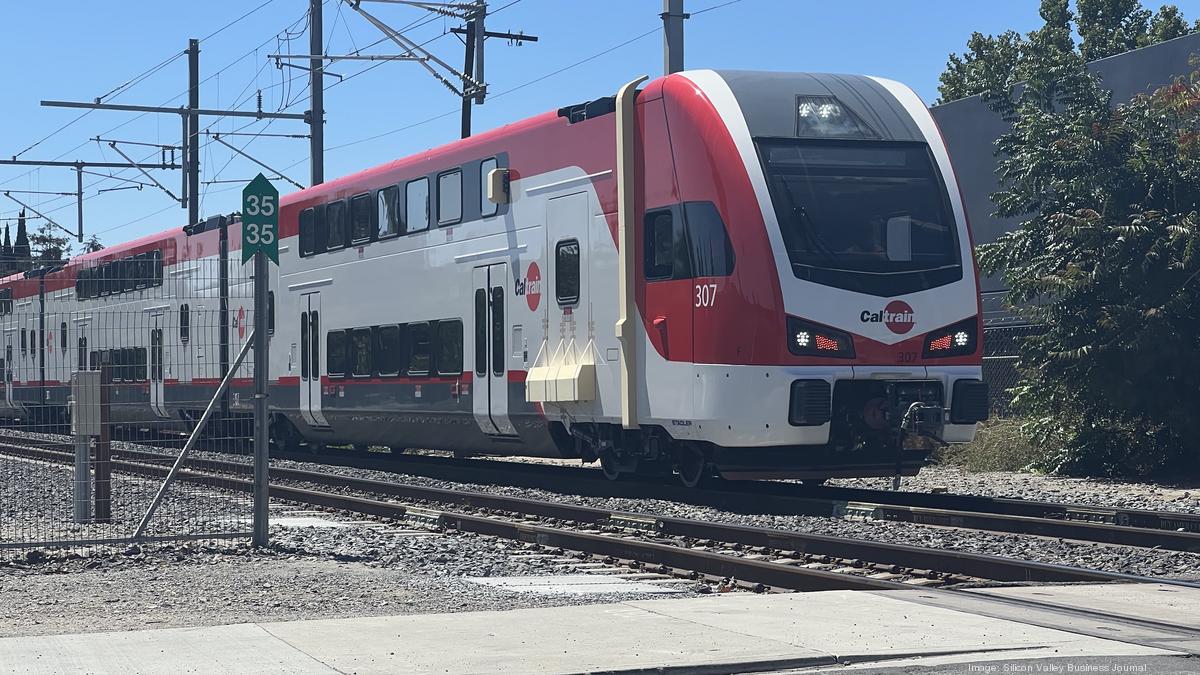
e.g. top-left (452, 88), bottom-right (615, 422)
top-left (795, 95), bottom-right (877, 139)
top-left (923, 318), bottom-right (978, 358)
top-left (787, 316), bottom-right (855, 359)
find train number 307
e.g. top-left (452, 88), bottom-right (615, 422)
top-left (695, 283), bottom-right (717, 308)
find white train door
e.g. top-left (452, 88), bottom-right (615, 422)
top-left (149, 318), bottom-right (168, 418)
top-left (299, 292), bottom-right (328, 427)
top-left (472, 263), bottom-right (516, 436)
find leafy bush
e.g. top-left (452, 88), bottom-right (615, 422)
top-left (938, 419), bottom-right (1042, 473)
top-left (978, 27), bottom-right (1200, 477)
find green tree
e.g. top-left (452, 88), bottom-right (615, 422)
top-left (937, 1), bottom-right (1196, 104)
top-left (82, 234), bottom-right (103, 253)
top-left (30, 220), bottom-right (71, 264)
top-left (13, 211), bottom-right (30, 272)
top-left (978, 39), bottom-right (1200, 476)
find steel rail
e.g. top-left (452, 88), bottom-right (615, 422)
top-left (3, 440), bottom-right (1188, 587)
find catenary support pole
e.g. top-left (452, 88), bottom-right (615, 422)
top-left (309, 0), bottom-right (324, 186)
top-left (252, 251), bottom-right (270, 546)
top-left (75, 164), bottom-right (83, 243)
top-left (187, 38), bottom-right (200, 229)
top-left (662, 0), bottom-right (686, 75)
top-left (460, 18), bottom-right (476, 139)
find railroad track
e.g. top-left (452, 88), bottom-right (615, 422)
top-left (266, 445), bottom-right (1200, 553)
top-left (1, 436), bottom-right (1193, 596)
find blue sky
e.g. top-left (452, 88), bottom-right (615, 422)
top-left (0, 0), bottom-right (1192, 249)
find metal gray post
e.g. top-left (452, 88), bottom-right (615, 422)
top-left (662, 0), bottom-right (686, 75)
top-left (133, 333), bottom-right (255, 539)
top-left (252, 251), bottom-right (270, 546)
top-left (309, 0), bottom-right (324, 187)
top-left (75, 163), bottom-right (83, 243)
top-left (187, 38), bottom-right (200, 229)
top-left (73, 436), bottom-right (90, 523)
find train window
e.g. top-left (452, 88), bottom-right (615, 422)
top-left (19, 328), bottom-right (25, 354)
top-left (75, 271), bottom-right (85, 298)
top-left (180, 303), bottom-right (190, 343)
top-left (121, 258), bottom-right (136, 293)
top-left (490, 288), bottom-right (505, 376)
top-left (134, 347), bottom-right (147, 382)
top-left (683, 202), bottom-right (735, 277)
top-left (474, 290), bottom-right (486, 376)
top-left (300, 313), bottom-right (310, 380)
top-left (407, 322), bottom-right (431, 376)
top-left (377, 186), bottom-right (400, 239)
top-left (299, 208), bottom-right (317, 257)
top-left (89, 351), bottom-right (98, 371)
top-left (326, 329), bottom-right (347, 377)
top-left (134, 253), bottom-right (149, 290)
top-left (350, 193), bottom-right (373, 244)
top-left (310, 311), bottom-right (320, 381)
top-left (374, 325), bottom-right (401, 376)
top-left (326, 200), bottom-right (347, 251)
top-left (555, 239), bottom-right (580, 306)
top-left (405, 178), bottom-right (429, 234)
top-left (480, 158), bottom-right (498, 217)
top-left (151, 250), bottom-right (164, 286)
top-left (60, 322), bottom-right (67, 351)
top-left (436, 319), bottom-right (463, 376)
top-left (29, 330), bottom-right (36, 358)
top-left (312, 204), bottom-right (328, 254)
top-left (99, 264), bottom-right (111, 296)
top-left (0, 288), bottom-right (11, 313)
top-left (77, 337), bottom-right (87, 372)
top-left (267, 291), bottom-right (275, 335)
top-left (644, 209), bottom-right (679, 280)
top-left (349, 328), bottom-right (372, 377)
top-left (437, 170), bottom-right (462, 226)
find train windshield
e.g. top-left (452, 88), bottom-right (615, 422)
top-left (759, 140), bottom-right (963, 297)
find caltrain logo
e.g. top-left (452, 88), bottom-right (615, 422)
top-left (861, 300), bottom-right (915, 335)
top-left (515, 261), bottom-right (542, 311)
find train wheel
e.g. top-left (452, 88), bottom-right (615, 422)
top-left (269, 416), bottom-right (302, 455)
top-left (675, 445), bottom-right (708, 488)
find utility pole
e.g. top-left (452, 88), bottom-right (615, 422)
top-left (662, 0), bottom-right (687, 75)
top-left (449, 2), bottom-right (538, 138)
top-left (309, 0), bottom-right (324, 187)
top-left (187, 39), bottom-right (200, 229)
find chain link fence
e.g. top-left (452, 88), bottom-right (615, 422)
top-left (983, 324), bottom-right (1042, 417)
top-left (0, 224), bottom-right (264, 559)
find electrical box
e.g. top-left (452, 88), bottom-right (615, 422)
top-left (70, 370), bottom-right (102, 436)
top-left (486, 168), bottom-right (510, 205)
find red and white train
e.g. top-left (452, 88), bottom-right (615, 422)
top-left (0, 70), bottom-right (988, 485)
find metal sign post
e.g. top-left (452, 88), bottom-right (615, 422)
top-left (243, 174), bottom-right (278, 547)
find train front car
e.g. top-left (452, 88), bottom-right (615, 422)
top-left (660, 70), bottom-right (988, 482)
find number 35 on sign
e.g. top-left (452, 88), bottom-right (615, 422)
top-left (241, 173), bottom-right (280, 264)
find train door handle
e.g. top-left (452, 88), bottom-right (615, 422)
top-left (653, 316), bottom-right (668, 357)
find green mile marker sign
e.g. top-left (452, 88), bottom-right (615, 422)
top-left (241, 173), bottom-right (280, 264)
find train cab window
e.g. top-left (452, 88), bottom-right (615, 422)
top-left (480, 158), bottom-right (498, 217)
top-left (299, 208), bottom-right (317, 257)
top-left (436, 319), bottom-right (463, 376)
top-left (60, 322), bottom-right (67, 351)
top-left (374, 324), bottom-right (402, 376)
top-left (405, 178), bottom-right (429, 234)
top-left (326, 200), bottom-right (347, 251)
top-left (555, 239), bottom-right (580, 306)
top-left (349, 327), bottom-right (372, 377)
top-left (683, 202), bottom-right (735, 277)
top-left (437, 170), bottom-right (462, 226)
top-left (180, 303), bottom-right (190, 343)
top-left (350, 193), bottom-right (373, 244)
top-left (407, 322), bottom-right (432, 376)
top-left (326, 329), bottom-right (347, 378)
top-left (644, 209), bottom-right (681, 280)
top-left (377, 186), bottom-right (400, 239)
